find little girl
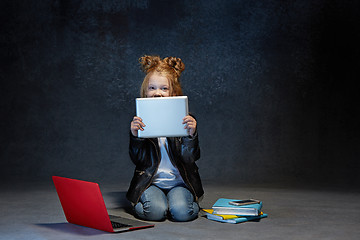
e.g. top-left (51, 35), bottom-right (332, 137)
top-left (126, 55), bottom-right (204, 222)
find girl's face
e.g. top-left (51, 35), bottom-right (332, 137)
top-left (146, 72), bottom-right (171, 97)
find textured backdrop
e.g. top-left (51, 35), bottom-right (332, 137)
top-left (1, 0), bottom-right (359, 187)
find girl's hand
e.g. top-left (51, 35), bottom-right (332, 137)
top-left (131, 116), bottom-right (145, 137)
top-left (183, 115), bottom-right (197, 137)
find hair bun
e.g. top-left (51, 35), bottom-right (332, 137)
top-left (139, 55), bottom-right (161, 73)
top-left (164, 57), bottom-right (185, 77)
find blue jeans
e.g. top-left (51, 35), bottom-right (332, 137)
top-left (134, 185), bottom-right (200, 222)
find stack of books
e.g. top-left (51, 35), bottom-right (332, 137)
top-left (203, 198), bottom-right (268, 224)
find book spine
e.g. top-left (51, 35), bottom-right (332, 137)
top-left (212, 207), bottom-right (259, 216)
top-left (207, 213), bottom-right (268, 224)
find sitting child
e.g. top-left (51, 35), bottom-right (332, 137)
top-left (126, 55), bottom-right (204, 222)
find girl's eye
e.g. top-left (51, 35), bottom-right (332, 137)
top-left (162, 87), bottom-right (169, 91)
top-left (149, 86), bottom-right (155, 90)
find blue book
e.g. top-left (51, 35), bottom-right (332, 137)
top-left (212, 198), bottom-right (263, 216)
top-left (206, 212), bottom-right (268, 224)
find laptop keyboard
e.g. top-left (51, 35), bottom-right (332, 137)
top-left (111, 221), bottom-right (131, 229)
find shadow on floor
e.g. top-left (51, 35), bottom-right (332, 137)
top-left (35, 223), bottom-right (106, 236)
top-left (106, 191), bottom-right (134, 214)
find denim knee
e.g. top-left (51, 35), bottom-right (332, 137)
top-left (168, 186), bottom-right (200, 222)
top-left (134, 200), bottom-right (167, 221)
top-left (169, 201), bottom-right (199, 222)
top-left (134, 185), bottom-right (168, 221)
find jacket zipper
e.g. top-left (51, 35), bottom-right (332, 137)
top-left (134, 138), bottom-right (161, 204)
top-left (178, 160), bottom-right (198, 202)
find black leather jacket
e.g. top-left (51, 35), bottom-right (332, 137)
top-left (126, 132), bottom-right (204, 204)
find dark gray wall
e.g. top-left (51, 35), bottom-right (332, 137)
top-left (1, 0), bottom-right (359, 187)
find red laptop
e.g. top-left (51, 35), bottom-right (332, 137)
top-left (52, 176), bottom-right (154, 233)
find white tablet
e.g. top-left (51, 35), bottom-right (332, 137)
top-left (136, 96), bottom-right (189, 138)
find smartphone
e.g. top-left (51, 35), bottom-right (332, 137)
top-left (228, 199), bottom-right (261, 206)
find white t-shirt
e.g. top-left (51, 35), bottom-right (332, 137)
top-left (152, 137), bottom-right (185, 189)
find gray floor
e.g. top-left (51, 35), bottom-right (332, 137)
top-left (1, 180), bottom-right (359, 240)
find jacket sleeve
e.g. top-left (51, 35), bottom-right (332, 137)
top-left (180, 131), bottom-right (200, 164)
top-left (129, 132), bottom-right (148, 166)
